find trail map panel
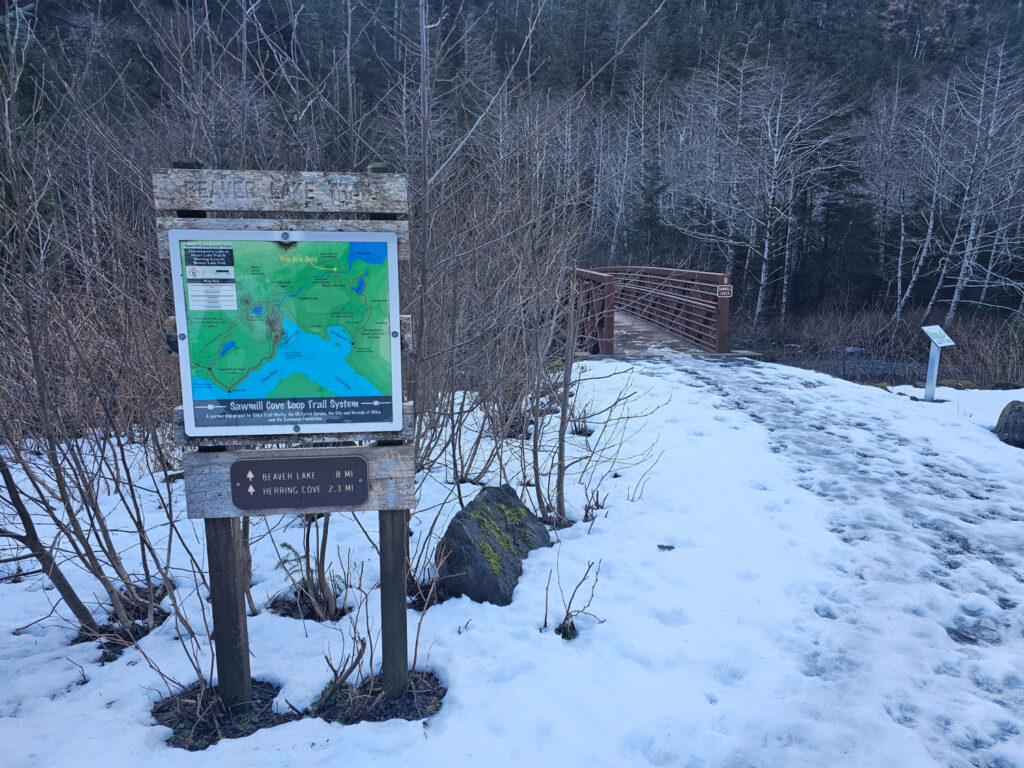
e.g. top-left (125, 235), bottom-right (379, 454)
top-left (170, 229), bottom-right (402, 436)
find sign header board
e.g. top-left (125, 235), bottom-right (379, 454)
top-left (921, 325), bottom-right (955, 348)
top-left (170, 229), bottom-right (402, 436)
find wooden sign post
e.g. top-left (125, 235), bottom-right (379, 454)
top-left (156, 167), bottom-right (415, 710)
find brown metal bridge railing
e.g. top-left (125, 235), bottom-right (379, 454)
top-left (574, 267), bottom-right (732, 354)
top-left (575, 269), bottom-right (617, 355)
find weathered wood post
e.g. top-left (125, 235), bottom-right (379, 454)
top-left (156, 168), bottom-right (416, 709)
top-left (204, 514), bottom-right (252, 711)
top-left (379, 507), bottom-right (409, 696)
top-left (599, 272), bottom-right (616, 355)
top-left (375, 160), bottom-right (411, 698)
top-left (167, 160), bottom-right (253, 714)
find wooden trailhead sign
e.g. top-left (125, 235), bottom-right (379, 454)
top-left (157, 165), bottom-right (415, 712)
top-left (230, 456), bottom-right (368, 510)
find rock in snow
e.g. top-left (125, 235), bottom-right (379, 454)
top-left (994, 400), bottom-right (1024, 447)
top-left (435, 485), bottom-right (551, 605)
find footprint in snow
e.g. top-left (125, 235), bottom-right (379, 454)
top-left (945, 615), bottom-right (1002, 646)
top-left (885, 701), bottom-right (919, 729)
top-left (712, 664), bottom-right (747, 685)
top-left (814, 604), bottom-right (838, 620)
top-left (801, 650), bottom-right (858, 680)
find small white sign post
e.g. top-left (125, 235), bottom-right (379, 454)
top-left (921, 325), bottom-right (955, 402)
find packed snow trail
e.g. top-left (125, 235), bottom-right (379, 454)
top-left (2, 354), bottom-right (1024, 768)
top-left (629, 354), bottom-right (1024, 767)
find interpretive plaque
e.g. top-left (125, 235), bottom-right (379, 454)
top-left (230, 456), bottom-right (368, 511)
top-left (921, 325), bottom-right (955, 348)
top-left (921, 325), bottom-right (955, 402)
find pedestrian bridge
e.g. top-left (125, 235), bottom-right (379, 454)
top-left (575, 267), bottom-right (732, 356)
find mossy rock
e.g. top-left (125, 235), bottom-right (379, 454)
top-left (435, 485), bottom-right (551, 606)
top-left (938, 378), bottom-right (979, 390)
top-left (994, 401), bottom-right (1024, 448)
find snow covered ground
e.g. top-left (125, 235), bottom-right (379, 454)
top-left (3, 355), bottom-right (1024, 767)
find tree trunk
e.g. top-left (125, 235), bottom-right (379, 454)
top-left (753, 224), bottom-right (771, 329)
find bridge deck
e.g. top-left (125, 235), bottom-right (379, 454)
top-left (612, 311), bottom-right (704, 356)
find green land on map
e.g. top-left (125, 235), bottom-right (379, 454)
top-left (184, 239), bottom-right (391, 397)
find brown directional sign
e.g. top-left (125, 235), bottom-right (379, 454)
top-left (716, 285), bottom-right (733, 298)
top-left (230, 456), bottom-right (368, 511)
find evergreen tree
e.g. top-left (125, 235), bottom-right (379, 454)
top-left (619, 153), bottom-right (672, 265)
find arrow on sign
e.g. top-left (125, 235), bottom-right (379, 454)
top-left (247, 485), bottom-right (255, 495)
top-left (246, 471), bottom-right (254, 481)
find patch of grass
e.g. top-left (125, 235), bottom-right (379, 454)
top-left (742, 306), bottom-right (1024, 388)
top-left (70, 582), bottom-right (171, 662)
top-left (315, 670), bottom-right (447, 725)
top-left (267, 591), bottom-right (350, 622)
top-left (152, 680), bottom-right (299, 751)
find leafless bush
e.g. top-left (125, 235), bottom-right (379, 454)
top-left (0, 9), bottom-right (179, 641)
top-left (751, 304), bottom-right (1024, 388)
top-left (0, 1), bottom-right (669, 704)
top-left (542, 555), bottom-right (603, 640)
top-left (267, 518), bottom-right (349, 623)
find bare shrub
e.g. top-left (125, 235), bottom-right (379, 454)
top-left (749, 303), bottom-right (1024, 388)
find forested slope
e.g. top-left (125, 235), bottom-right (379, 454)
top-left (3, 0), bottom-right (1024, 457)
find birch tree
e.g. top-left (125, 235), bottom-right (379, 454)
top-left (938, 46), bottom-right (1024, 321)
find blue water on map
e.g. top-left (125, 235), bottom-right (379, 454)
top-left (353, 273), bottom-right (367, 295)
top-left (191, 316), bottom-right (382, 399)
top-left (219, 341), bottom-right (236, 358)
top-left (252, 305), bottom-right (263, 315)
top-left (346, 242), bottom-right (387, 271)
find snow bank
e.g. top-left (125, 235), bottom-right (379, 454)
top-left (3, 356), bottom-right (1024, 767)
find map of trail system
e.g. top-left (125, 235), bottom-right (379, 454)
top-left (172, 232), bottom-right (400, 435)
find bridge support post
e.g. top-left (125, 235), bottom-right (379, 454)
top-left (599, 274), bottom-right (616, 355)
top-left (715, 279), bottom-right (730, 354)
